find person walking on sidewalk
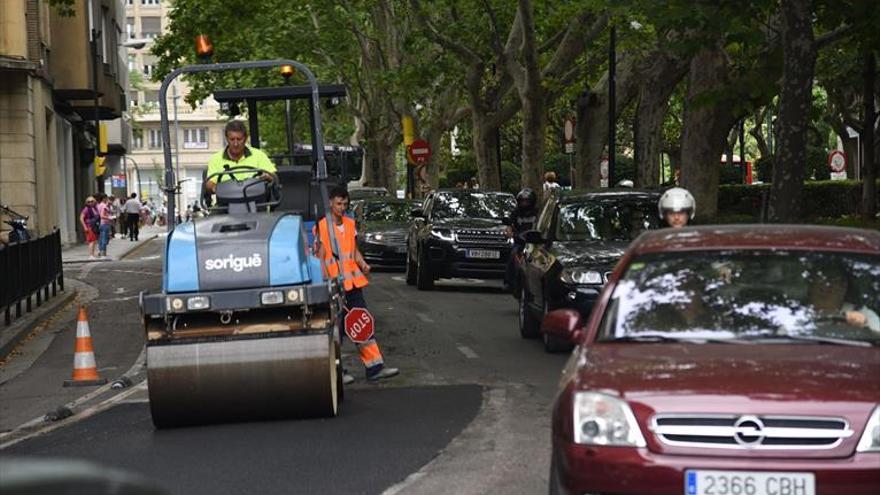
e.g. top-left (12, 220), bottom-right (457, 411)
top-left (123, 193), bottom-right (142, 241)
top-left (79, 196), bottom-right (100, 259)
top-left (95, 193), bottom-right (114, 258)
top-left (313, 186), bottom-right (399, 383)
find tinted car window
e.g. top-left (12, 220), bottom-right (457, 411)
top-left (555, 200), bottom-right (659, 242)
top-left (363, 202), bottom-right (415, 222)
top-left (432, 193), bottom-right (515, 220)
top-left (599, 251), bottom-right (880, 344)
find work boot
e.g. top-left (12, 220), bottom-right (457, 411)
top-left (342, 372), bottom-right (355, 385)
top-left (366, 367), bottom-right (399, 382)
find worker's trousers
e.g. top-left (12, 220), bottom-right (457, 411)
top-left (342, 288), bottom-right (385, 377)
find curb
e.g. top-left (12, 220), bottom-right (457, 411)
top-left (61, 232), bottom-right (159, 264)
top-left (0, 288), bottom-right (77, 361)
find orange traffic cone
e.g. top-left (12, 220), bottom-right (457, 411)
top-left (63, 306), bottom-right (107, 387)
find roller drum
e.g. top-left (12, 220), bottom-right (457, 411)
top-left (147, 331), bottom-right (338, 428)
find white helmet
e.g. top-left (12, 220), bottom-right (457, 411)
top-left (658, 187), bottom-right (696, 219)
top-left (616, 179), bottom-right (634, 188)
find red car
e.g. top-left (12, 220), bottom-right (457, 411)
top-left (545, 225), bottom-right (880, 495)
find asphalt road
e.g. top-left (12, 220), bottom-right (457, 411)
top-left (1, 238), bottom-right (570, 494)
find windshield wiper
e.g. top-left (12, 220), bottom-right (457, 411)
top-left (742, 334), bottom-right (874, 347)
top-left (604, 334), bottom-right (749, 344)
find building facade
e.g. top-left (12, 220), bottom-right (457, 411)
top-left (124, 0), bottom-right (226, 212)
top-left (1, 0), bottom-right (130, 244)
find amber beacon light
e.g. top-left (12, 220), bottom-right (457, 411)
top-left (195, 34), bottom-right (214, 59)
top-left (280, 65), bottom-right (295, 79)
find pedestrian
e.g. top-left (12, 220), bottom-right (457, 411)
top-left (79, 196), bottom-right (100, 259)
top-left (95, 193), bottom-right (114, 258)
top-left (109, 195), bottom-right (121, 239)
top-left (123, 193), bottom-right (142, 241)
top-left (657, 187), bottom-right (695, 228)
top-left (543, 171), bottom-right (561, 196)
top-left (313, 186), bottom-right (399, 383)
top-left (505, 187), bottom-right (539, 291)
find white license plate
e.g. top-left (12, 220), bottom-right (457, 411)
top-left (466, 249), bottom-right (500, 259)
top-left (394, 246), bottom-right (407, 254)
top-left (685, 470), bottom-right (814, 495)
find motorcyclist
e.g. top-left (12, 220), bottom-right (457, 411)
top-left (505, 188), bottom-right (539, 291)
top-left (658, 187), bottom-right (695, 228)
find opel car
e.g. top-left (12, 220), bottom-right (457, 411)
top-left (544, 225), bottom-right (880, 495)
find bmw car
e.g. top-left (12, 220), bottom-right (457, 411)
top-left (518, 190), bottom-right (661, 350)
top-left (354, 197), bottom-right (420, 269)
top-left (406, 190), bottom-right (515, 290)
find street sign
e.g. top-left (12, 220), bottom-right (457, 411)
top-left (344, 307), bottom-right (375, 343)
top-left (111, 175), bottom-right (126, 188)
top-left (563, 117), bottom-right (576, 155)
top-left (828, 150), bottom-right (846, 173)
top-left (600, 157), bottom-right (609, 188)
top-left (407, 139), bottom-right (432, 165)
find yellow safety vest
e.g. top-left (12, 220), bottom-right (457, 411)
top-left (314, 216), bottom-right (368, 291)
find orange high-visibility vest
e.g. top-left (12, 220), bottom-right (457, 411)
top-left (314, 216), bottom-right (368, 291)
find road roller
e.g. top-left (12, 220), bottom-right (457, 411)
top-left (139, 60), bottom-right (353, 428)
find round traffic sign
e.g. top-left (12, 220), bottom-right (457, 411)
top-left (407, 139), bottom-right (432, 165)
top-left (344, 307), bottom-right (375, 343)
top-left (563, 117), bottom-right (576, 142)
top-left (828, 150), bottom-right (846, 173)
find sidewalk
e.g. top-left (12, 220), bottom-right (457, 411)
top-left (63, 225), bottom-right (164, 263)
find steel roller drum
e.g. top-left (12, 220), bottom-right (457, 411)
top-left (147, 331), bottom-right (338, 428)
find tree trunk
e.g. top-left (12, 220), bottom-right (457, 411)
top-left (768, 0), bottom-right (817, 222)
top-left (360, 122), bottom-right (400, 189)
top-left (862, 49), bottom-right (877, 220)
top-left (520, 90), bottom-right (545, 193)
top-left (680, 47), bottom-right (736, 220)
top-left (472, 111), bottom-right (502, 190)
top-left (634, 54), bottom-right (687, 187)
top-left (750, 108), bottom-right (771, 160)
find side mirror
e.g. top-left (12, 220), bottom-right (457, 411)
top-left (522, 230), bottom-right (545, 245)
top-left (410, 208), bottom-right (424, 218)
top-left (541, 309), bottom-right (585, 344)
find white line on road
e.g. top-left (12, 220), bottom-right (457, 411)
top-left (416, 312), bottom-right (435, 324)
top-left (456, 345), bottom-right (478, 359)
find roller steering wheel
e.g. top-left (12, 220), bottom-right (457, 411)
top-left (206, 165), bottom-right (274, 186)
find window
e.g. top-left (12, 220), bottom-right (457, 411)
top-left (183, 128), bottom-right (208, 149)
top-left (141, 0), bottom-right (161, 6)
top-left (143, 90), bottom-right (159, 105)
top-left (141, 16), bottom-right (161, 39)
top-left (126, 17), bottom-right (135, 39)
top-left (127, 54), bottom-right (136, 71)
top-left (148, 129), bottom-right (163, 149)
top-left (142, 55), bottom-right (157, 78)
top-left (132, 129), bottom-right (144, 149)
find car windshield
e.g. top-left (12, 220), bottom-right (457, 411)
top-left (598, 250), bottom-right (880, 345)
top-left (555, 199), bottom-right (660, 242)
top-left (432, 193), bottom-right (515, 220)
top-left (362, 202), bottom-right (414, 222)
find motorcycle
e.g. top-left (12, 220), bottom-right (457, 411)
top-left (1, 204), bottom-right (32, 244)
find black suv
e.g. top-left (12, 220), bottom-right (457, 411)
top-left (406, 190), bottom-right (515, 290)
top-left (517, 190), bottom-right (662, 350)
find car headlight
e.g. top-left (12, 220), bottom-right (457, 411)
top-left (430, 229), bottom-right (455, 241)
top-left (366, 232), bottom-right (384, 242)
top-left (561, 269), bottom-right (603, 285)
top-left (856, 405), bottom-right (880, 452)
top-left (573, 392), bottom-right (646, 447)
top-left (186, 296), bottom-right (210, 310)
top-left (261, 290), bottom-right (284, 305)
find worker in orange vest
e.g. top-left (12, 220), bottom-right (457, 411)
top-left (314, 186), bottom-right (399, 383)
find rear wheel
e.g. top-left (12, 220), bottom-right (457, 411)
top-left (335, 341), bottom-right (344, 405)
top-left (405, 248), bottom-right (417, 286)
top-left (416, 247), bottom-right (434, 290)
top-left (518, 286), bottom-right (540, 339)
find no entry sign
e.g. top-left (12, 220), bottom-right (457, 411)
top-left (407, 139), bottom-right (432, 165)
top-left (344, 307), bottom-right (375, 343)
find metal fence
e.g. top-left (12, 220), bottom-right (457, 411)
top-left (1, 229), bottom-right (64, 326)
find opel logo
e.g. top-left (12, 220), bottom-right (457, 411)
top-left (733, 415), bottom-right (765, 447)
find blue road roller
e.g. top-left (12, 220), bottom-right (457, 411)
top-left (139, 60), bottom-right (353, 428)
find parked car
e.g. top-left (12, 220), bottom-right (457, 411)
top-left (349, 186), bottom-right (389, 201)
top-left (545, 224), bottom-right (880, 495)
top-left (353, 197), bottom-right (421, 269)
top-left (406, 190), bottom-right (515, 290)
top-left (518, 190), bottom-right (662, 350)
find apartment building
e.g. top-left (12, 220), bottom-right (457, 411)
top-left (1, 0), bottom-right (130, 244)
top-left (124, 0), bottom-right (226, 210)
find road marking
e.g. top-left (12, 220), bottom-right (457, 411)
top-left (98, 295), bottom-right (139, 303)
top-left (114, 287), bottom-right (125, 294)
top-left (416, 312), bottom-right (435, 324)
top-left (139, 255), bottom-right (160, 260)
top-left (456, 345), bottom-right (478, 359)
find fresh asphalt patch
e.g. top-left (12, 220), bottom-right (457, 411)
top-left (2, 384), bottom-right (482, 495)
